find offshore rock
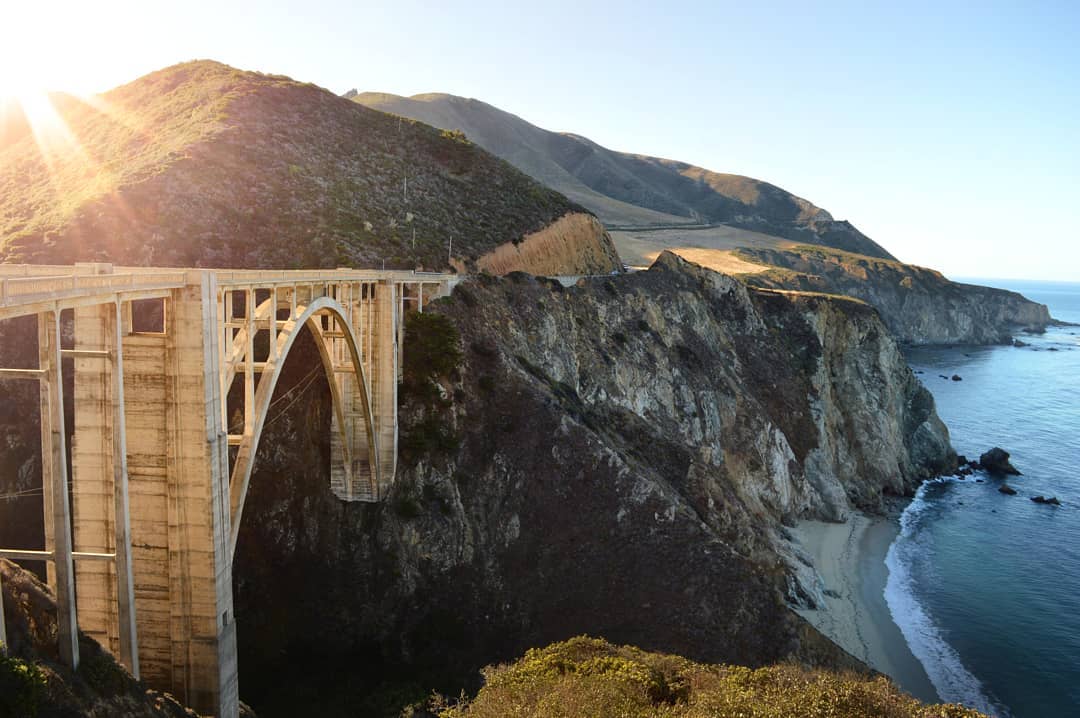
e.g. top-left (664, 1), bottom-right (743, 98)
top-left (980, 447), bottom-right (1021, 476)
top-left (231, 251), bottom-right (955, 704)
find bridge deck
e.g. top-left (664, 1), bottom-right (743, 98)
top-left (0, 264), bottom-right (458, 321)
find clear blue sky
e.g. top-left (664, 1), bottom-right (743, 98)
top-left (4, 1), bottom-right (1078, 280)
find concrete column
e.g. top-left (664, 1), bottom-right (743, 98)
top-left (123, 276), bottom-right (237, 717)
top-left (372, 280), bottom-right (398, 497)
top-left (70, 301), bottom-right (140, 676)
top-left (37, 316), bottom-right (56, 589)
top-left (40, 311), bottom-right (79, 668)
top-left (71, 303), bottom-right (120, 658)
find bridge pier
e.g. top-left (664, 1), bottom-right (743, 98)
top-left (0, 264), bottom-right (458, 718)
top-left (67, 278), bottom-right (237, 714)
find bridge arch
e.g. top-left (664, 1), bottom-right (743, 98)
top-left (227, 295), bottom-right (377, 557)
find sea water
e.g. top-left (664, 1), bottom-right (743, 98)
top-left (893, 280), bottom-right (1080, 717)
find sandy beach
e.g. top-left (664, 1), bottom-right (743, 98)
top-left (790, 513), bottom-right (940, 704)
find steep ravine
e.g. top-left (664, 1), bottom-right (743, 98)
top-left (232, 252), bottom-right (956, 715)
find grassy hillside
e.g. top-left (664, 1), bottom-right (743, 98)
top-left (436, 636), bottom-right (985, 718)
top-left (353, 92), bottom-right (895, 259)
top-left (0, 61), bottom-right (587, 270)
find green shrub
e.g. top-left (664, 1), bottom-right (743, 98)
top-left (0, 650), bottom-right (46, 718)
top-left (402, 311), bottom-right (463, 403)
top-left (400, 417), bottom-right (460, 459)
top-left (438, 636), bottom-right (987, 718)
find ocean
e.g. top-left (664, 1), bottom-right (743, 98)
top-left (894, 279), bottom-right (1080, 717)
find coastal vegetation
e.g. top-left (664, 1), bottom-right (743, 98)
top-left (436, 636), bottom-right (987, 718)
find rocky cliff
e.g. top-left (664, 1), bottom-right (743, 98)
top-left (230, 252), bottom-right (955, 714)
top-left (735, 246), bottom-right (1052, 344)
top-left (0, 559), bottom-right (204, 717)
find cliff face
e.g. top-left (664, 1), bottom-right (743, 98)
top-left (231, 253), bottom-right (954, 712)
top-left (736, 246), bottom-right (1052, 344)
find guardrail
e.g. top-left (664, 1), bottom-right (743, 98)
top-left (0, 272), bottom-right (188, 303)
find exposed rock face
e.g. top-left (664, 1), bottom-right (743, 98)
top-left (231, 252), bottom-right (954, 711)
top-left (980, 447), bottom-right (1021, 476)
top-left (0, 559), bottom-right (201, 717)
top-left (476, 212), bottom-right (621, 276)
top-left (736, 246), bottom-right (1052, 344)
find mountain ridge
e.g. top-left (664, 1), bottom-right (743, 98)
top-left (0, 61), bottom-right (619, 275)
top-left (352, 91), bottom-right (895, 259)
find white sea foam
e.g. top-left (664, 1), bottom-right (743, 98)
top-left (885, 476), bottom-right (1010, 717)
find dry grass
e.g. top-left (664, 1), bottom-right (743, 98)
top-left (611, 225), bottom-right (795, 269)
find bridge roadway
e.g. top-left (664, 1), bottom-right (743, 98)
top-left (0, 263), bottom-right (459, 716)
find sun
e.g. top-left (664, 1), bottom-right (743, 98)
top-left (0, 69), bottom-right (83, 159)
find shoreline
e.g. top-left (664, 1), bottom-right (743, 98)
top-left (790, 512), bottom-right (940, 705)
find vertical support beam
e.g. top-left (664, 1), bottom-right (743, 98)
top-left (71, 302), bottom-right (120, 665)
top-left (47, 310), bottom-right (79, 669)
top-left (218, 290), bottom-right (229, 433)
top-left (268, 287), bottom-right (278, 364)
top-left (38, 316), bottom-right (56, 589)
top-left (244, 288), bottom-right (255, 437)
top-left (373, 280), bottom-right (398, 496)
top-left (397, 284), bottom-right (406, 383)
top-left (112, 299), bottom-right (139, 678)
top-left (0, 567), bottom-right (7, 653)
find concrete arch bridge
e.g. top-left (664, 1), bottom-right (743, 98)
top-left (0, 263), bottom-right (459, 716)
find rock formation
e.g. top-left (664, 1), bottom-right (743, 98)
top-left (229, 252), bottom-right (955, 712)
top-left (0, 558), bottom-right (207, 717)
top-left (736, 246), bottom-right (1051, 344)
top-left (980, 447), bottom-right (1021, 476)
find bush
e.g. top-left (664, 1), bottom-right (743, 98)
top-left (403, 313), bottom-right (462, 384)
top-left (0, 651), bottom-right (46, 718)
top-left (401, 311), bottom-right (463, 406)
top-left (438, 636), bottom-right (988, 718)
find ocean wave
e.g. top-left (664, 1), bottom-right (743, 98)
top-left (885, 476), bottom-right (1010, 717)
